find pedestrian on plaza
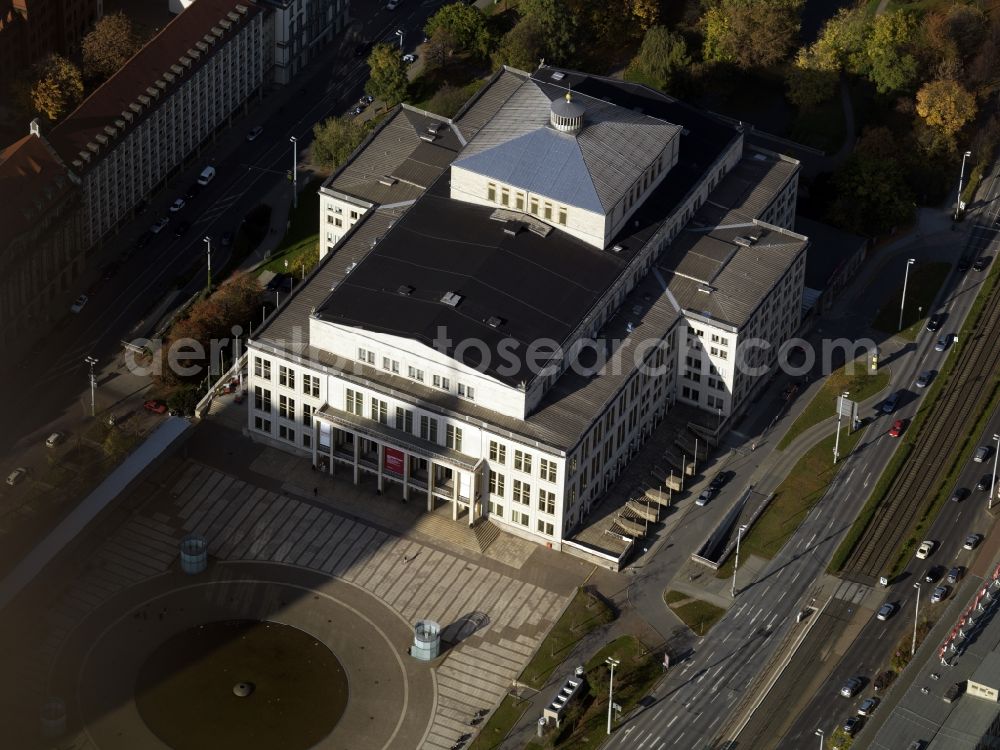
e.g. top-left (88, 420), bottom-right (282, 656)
top-left (313, 487), bottom-right (318, 496)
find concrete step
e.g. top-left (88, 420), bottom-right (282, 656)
top-left (472, 519), bottom-right (501, 553)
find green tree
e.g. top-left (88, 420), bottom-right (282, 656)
top-left (30, 54), bottom-right (84, 122)
top-left (627, 0), bottom-right (660, 30)
top-left (424, 2), bottom-right (490, 58)
top-left (628, 26), bottom-right (690, 92)
top-left (785, 47), bottom-right (839, 109)
top-left (915, 78), bottom-right (977, 152)
top-left (808, 5), bottom-right (868, 73)
top-left (520, 0), bottom-right (579, 64)
top-left (366, 43), bottom-right (409, 108)
top-left (311, 115), bottom-right (370, 171)
top-left (81, 11), bottom-right (141, 80)
top-left (701, 0), bottom-right (803, 70)
top-left (493, 17), bottom-right (546, 71)
top-left (861, 11), bottom-right (919, 94)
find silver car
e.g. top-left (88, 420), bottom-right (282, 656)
top-left (6, 467), bottom-right (27, 486)
top-left (930, 585), bottom-right (950, 604)
top-left (915, 370), bottom-right (933, 388)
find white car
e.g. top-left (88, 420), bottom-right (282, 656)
top-left (964, 534), bottom-right (983, 550)
top-left (387, 0), bottom-right (398, 8)
top-left (150, 217), bottom-right (170, 234)
top-left (169, 198), bottom-right (186, 212)
top-left (402, 53), bottom-right (415, 63)
top-left (45, 431), bottom-right (65, 447)
top-left (246, 125), bottom-right (264, 141)
top-left (930, 586), bottom-right (950, 604)
top-left (916, 540), bottom-right (935, 559)
top-left (70, 294), bottom-right (88, 313)
top-left (6, 467), bottom-right (27, 486)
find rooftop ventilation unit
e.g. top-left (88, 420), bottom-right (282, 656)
top-left (551, 71), bottom-right (565, 81)
top-left (345, 262), bottom-right (357, 274)
top-left (503, 223), bottom-right (522, 236)
top-left (486, 316), bottom-right (504, 328)
top-left (611, 244), bottom-right (623, 253)
top-left (378, 176), bottom-right (397, 186)
top-left (397, 284), bottom-right (414, 296)
top-left (419, 134), bottom-right (437, 143)
top-left (440, 291), bottom-right (463, 307)
top-left (427, 123), bottom-right (442, 134)
top-left (753, 153), bottom-right (768, 161)
top-left (697, 285), bottom-right (714, 295)
top-left (733, 235), bottom-right (756, 247)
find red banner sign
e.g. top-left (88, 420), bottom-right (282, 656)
top-left (384, 447), bottom-right (405, 475)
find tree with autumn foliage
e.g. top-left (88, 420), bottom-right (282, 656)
top-left (915, 78), bottom-right (977, 153)
top-left (82, 11), bottom-right (141, 81)
top-left (30, 54), bottom-right (83, 122)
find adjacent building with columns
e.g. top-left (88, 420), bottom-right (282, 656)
top-left (247, 66), bottom-right (807, 550)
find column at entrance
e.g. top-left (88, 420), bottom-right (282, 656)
top-left (452, 469), bottom-right (460, 522)
top-left (402, 452), bottom-right (410, 501)
top-left (353, 437), bottom-right (360, 484)
top-left (311, 420), bottom-right (319, 468)
top-left (427, 463), bottom-right (435, 512)
top-left (377, 443), bottom-right (384, 493)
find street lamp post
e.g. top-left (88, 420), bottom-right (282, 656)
top-left (912, 582), bottom-right (921, 655)
top-left (898, 258), bottom-right (915, 332)
top-left (955, 150), bottom-right (973, 220)
top-left (990, 433), bottom-right (1000, 511)
top-left (606, 657), bottom-right (620, 735)
top-left (731, 523), bottom-right (748, 597)
top-left (833, 391), bottom-right (849, 464)
top-left (289, 136), bottom-right (298, 210)
top-left (84, 356), bottom-right (98, 417)
top-left (395, 29), bottom-right (404, 49)
top-left (815, 729), bottom-right (824, 750)
top-left (203, 236), bottom-right (212, 291)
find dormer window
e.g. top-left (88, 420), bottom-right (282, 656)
top-left (501, 187), bottom-right (509, 206)
top-left (515, 192), bottom-right (525, 211)
top-left (487, 183), bottom-right (496, 202)
top-left (558, 207), bottom-right (567, 225)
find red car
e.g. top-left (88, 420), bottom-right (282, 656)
top-left (144, 399), bottom-right (168, 414)
top-left (889, 419), bottom-right (905, 438)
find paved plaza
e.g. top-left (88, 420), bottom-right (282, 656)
top-left (0, 451), bottom-right (585, 749)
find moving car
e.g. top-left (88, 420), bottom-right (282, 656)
top-left (924, 565), bottom-right (945, 583)
top-left (876, 602), bottom-right (898, 621)
top-left (144, 399), bottom-right (168, 415)
top-left (916, 540), bottom-right (935, 559)
top-left (246, 125), bottom-right (264, 141)
top-left (70, 294), bottom-right (88, 313)
top-left (935, 334), bottom-right (952, 352)
top-left (930, 585), bottom-right (950, 604)
top-left (974, 445), bottom-right (993, 463)
top-left (880, 391), bottom-right (901, 414)
top-left (6, 467), bottom-right (27, 486)
top-left (973, 256), bottom-right (991, 272)
top-left (169, 197), bottom-right (186, 212)
top-left (925, 314), bottom-right (943, 332)
top-left (977, 474), bottom-right (995, 492)
top-left (857, 697), bottom-right (880, 717)
top-left (840, 677), bottom-right (863, 698)
top-left (915, 370), bottom-right (933, 388)
top-left (947, 566), bottom-right (964, 584)
top-left (889, 419), bottom-right (905, 438)
top-left (150, 217), bottom-right (170, 234)
top-left (696, 487), bottom-right (716, 506)
top-left (843, 716), bottom-right (863, 736)
top-left (951, 487), bottom-right (970, 503)
top-left (964, 533), bottom-right (983, 550)
top-left (197, 165), bottom-right (216, 185)
top-left (45, 431), bottom-right (64, 447)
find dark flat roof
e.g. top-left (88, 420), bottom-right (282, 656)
top-left (795, 216), bottom-right (867, 291)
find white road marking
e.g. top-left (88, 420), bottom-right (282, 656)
top-left (777, 591), bottom-right (786, 602)
top-left (864, 472), bottom-right (872, 488)
top-left (722, 632), bottom-right (731, 643)
top-left (667, 715), bottom-right (678, 728)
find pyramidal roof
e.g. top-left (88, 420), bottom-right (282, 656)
top-left (452, 79), bottom-right (681, 215)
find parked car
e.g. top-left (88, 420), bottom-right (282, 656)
top-left (197, 165), bottom-right (216, 185)
top-left (840, 677), bottom-right (863, 698)
top-left (916, 540), bottom-right (935, 559)
top-left (174, 220), bottom-right (191, 237)
top-left (973, 256), bottom-right (992, 272)
top-left (696, 487), bottom-right (716, 506)
top-left (362, 94), bottom-right (374, 104)
top-left (184, 183), bottom-right (201, 199)
top-left (977, 474), bottom-right (995, 492)
top-left (45, 431), bottom-right (64, 447)
top-left (951, 487), bottom-right (970, 503)
top-left (958, 258), bottom-right (971, 273)
top-left (709, 471), bottom-right (731, 491)
top-left (150, 217), bottom-right (170, 234)
top-left (915, 370), bottom-right (933, 388)
top-left (935, 334), bottom-right (952, 352)
top-left (874, 670), bottom-right (895, 691)
top-left (964, 533), bottom-right (983, 550)
top-left (880, 391), bottom-right (901, 414)
top-left (387, 0), bottom-right (398, 9)
top-left (889, 419), bottom-right (906, 438)
top-left (6, 467), bottom-right (27, 486)
top-left (930, 585), bottom-right (951, 604)
top-left (402, 53), bottom-right (416, 63)
top-left (70, 294), bottom-right (88, 313)
top-left (144, 399), bottom-right (168, 415)
top-left (876, 602), bottom-right (898, 621)
top-left (246, 125), bottom-right (264, 141)
top-left (169, 197), bottom-right (186, 212)
top-left (974, 445), bottom-right (993, 463)
top-left (925, 314), bottom-right (943, 332)
top-left (924, 565), bottom-right (945, 583)
top-left (947, 566), bottom-right (964, 584)
top-left (843, 716), bottom-right (863, 736)
top-left (352, 105), bottom-right (364, 116)
top-left (857, 697), bottom-right (880, 716)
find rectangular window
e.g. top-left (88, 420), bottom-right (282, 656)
top-left (536, 519), bottom-right (554, 536)
top-left (253, 416), bottom-right (272, 432)
top-left (489, 441), bottom-right (506, 464)
top-left (539, 458), bottom-right (557, 483)
top-left (558, 207), bottom-right (567, 225)
top-left (382, 357), bottom-right (399, 374)
top-left (489, 472), bottom-right (505, 496)
top-left (254, 386), bottom-right (271, 412)
top-left (419, 415), bottom-right (438, 443)
top-left (408, 366), bottom-right (424, 382)
top-left (515, 192), bottom-right (525, 211)
top-left (302, 373), bottom-right (320, 397)
top-left (345, 388), bottom-right (363, 416)
top-left (371, 398), bottom-right (388, 424)
top-left (357, 347), bottom-right (375, 365)
top-left (501, 187), bottom-right (509, 206)
top-left (446, 424), bottom-right (463, 451)
top-left (458, 383), bottom-right (476, 400)
top-left (489, 500), bottom-right (504, 518)
top-left (302, 403), bottom-right (313, 427)
top-left (514, 450), bottom-right (532, 473)
top-left (432, 374), bottom-right (450, 390)
top-left (543, 203), bottom-right (552, 220)
top-left (302, 432), bottom-right (312, 448)
top-left (278, 394), bottom-right (295, 419)
top-left (538, 489), bottom-right (555, 514)
top-left (278, 424), bottom-right (295, 442)
top-left (487, 183), bottom-right (496, 202)
top-left (279, 365), bottom-right (295, 389)
top-left (529, 197), bottom-right (539, 215)
top-left (253, 357), bottom-right (271, 380)
top-left (395, 407), bottom-right (413, 433)
top-left (512, 479), bottom-right (531, 505)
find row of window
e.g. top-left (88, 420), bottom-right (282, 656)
top-left (487, 501), bottom-right (557, 537)
top-left (488, 441), bottom-right (558, 482)
top-left (254, 358), bottom-right (322, 397)
top-left (354, 347), bottom-right (477, 401)
top-left (344, 387), bottom-right (464, 450)
top-left (486, 183), bottom-right (568, 226)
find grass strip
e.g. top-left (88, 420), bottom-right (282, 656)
top-left (777, 360), bottom-right (890, 450)
top-left (468, 695), bottom-right (530, 750)
top-left (870, 262), bottom-right (950, 339)
top-left (664, 591), bottom-right (726, 635)
top-left (257, 178), bottom-right (322, 277)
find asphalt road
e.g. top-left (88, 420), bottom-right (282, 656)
top-left (0, 3), bottom-right (447, 460)
top-left (766, 170), bottom-right (1000, 747)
